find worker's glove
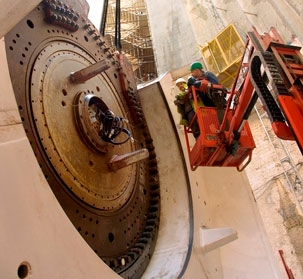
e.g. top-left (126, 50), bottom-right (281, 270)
top-left (193, 81), bottom-right (201, 88)
top-left (187, 76), bottom-right (196, 87)
top-left (188, 76), bottom-right (202, 89)
top-left (180, 119), bottom-right (189, 126)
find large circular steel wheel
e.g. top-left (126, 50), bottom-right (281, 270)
top-left (5, 1), bottom-right (160, 278)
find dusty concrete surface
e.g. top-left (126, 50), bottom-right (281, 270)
top-left (146, 0), bottom-right (303, 75)
top-left (246, 109), bottom-right (303, 278)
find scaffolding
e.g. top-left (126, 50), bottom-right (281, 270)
top-left (103, 0), bottom-right (157, 83)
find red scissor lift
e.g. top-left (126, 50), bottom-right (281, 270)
top-left (184, 27), bottom-right (303, 171)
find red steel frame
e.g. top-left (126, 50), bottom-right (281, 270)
top-left (184, 87), bottom-right (255, 171)
top-left (184, 27), bottom-right (303, 171)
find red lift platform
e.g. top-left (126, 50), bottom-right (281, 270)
top-left (184, 87), bottom-right (255, 171)
top-left (184, 27), bottom-right (303, 171)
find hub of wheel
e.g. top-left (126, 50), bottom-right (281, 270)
top-left (73, 92), bottom-right (110, 153)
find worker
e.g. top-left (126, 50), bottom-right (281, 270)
top-left (189, 61), bottom-right (219, 84)
top-left (188, 61), bottom-right (226, 109)
top-left (174, 77), bottom-right (201, 139)
top-left (174, 78), bottom-right (190, 126)
top-left (175, 77), bottom-right (188, 93)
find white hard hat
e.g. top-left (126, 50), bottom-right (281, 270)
top-left (175, 78), bottom-right (186, 85)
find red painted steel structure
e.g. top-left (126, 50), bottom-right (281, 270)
top-left (184, 27), bottom-right (303, 171)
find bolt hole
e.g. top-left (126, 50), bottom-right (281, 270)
top-left (61, 101), bottom-right (66, 106)
top-left (27, 20), bottom-right (34, 29)
top-left (62, 89), bottom-right (67, 96)
top-left (17, 262), bottom-right (30, 279)
top-left (84, 36), bottom-right (88, 42)
top-left (108, 232), bottom-right (114, 243)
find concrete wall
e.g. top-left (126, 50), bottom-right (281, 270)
top-left (245, 109), bottom-right (303, 278)
top-left (145, 0), bottom-right (201, 74)
top-left (146, 0), bottom-right (303, 75)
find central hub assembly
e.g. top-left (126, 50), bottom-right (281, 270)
top-left (74, 92), bottom-right (112, 153)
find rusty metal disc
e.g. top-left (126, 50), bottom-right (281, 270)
top-left (5, 1), bottom-right (160, 278)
